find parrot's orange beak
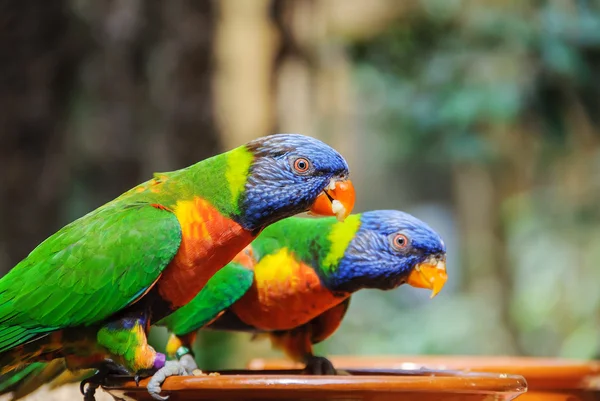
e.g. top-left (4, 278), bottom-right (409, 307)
top-left (309, 179), bottom-right (355, 222)
top-left (407, 255), bottom-right (447, 298)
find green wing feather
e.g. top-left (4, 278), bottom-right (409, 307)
top-left (158, 261), bottom-right (254, 335)
top-left (0, 359), bottom-right (89, 400)
top-left (0, 202), bottom-right (182, 352)
top-left (0, 363), bottom-right (43, 394)
top-left (0, 361), bottom-right (66, 400)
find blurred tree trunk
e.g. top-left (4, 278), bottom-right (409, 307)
top-left (213, 0), bottom-right (277, 149)
top-left (452, 164), bottom-right (522, 354)
top-left (0, 0), bottom-right (221, 276)
top-left (453, 120), bottom-right (539, 355)
top-left (67, 0), bottom-right (220, 218)
top-left (0, 1), bottom-right (83, 275)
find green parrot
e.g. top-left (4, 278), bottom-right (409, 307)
top-left (160, 209), bottom-right (447, 376)
top-left (0, 134), bottom-right (355, 400)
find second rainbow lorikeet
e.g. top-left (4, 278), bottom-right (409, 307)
top-left (159, 209), bottom-right (447, 376)
top-left (0, 209), bottom-right (446, 400)
top-left (0, 134), bottom-right (355, 400)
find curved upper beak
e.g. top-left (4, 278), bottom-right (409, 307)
top-left (406, 255), bottom-right (448, 298)
top-left (309, 178), bottom-right (356, 222)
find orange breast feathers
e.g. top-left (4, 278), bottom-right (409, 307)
top-left (229, 248), bottom-right (349, 331)
top-left (157, 197), bottom-right (255, 308)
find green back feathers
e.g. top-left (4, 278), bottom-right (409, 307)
top-left (173, 145), bottom-right (254, 217)
top-left (253, 214), bottom-right (362, 278)
top-left (116, 145), bottom-right (254, 219)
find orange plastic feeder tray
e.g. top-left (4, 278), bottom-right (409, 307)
top-left (248, 355), bottom-right (600, 401)
top-left (102, 366), bottom-right (526, 401)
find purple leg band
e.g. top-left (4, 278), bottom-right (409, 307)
top-left (153, 352), bottom-right (166, 370)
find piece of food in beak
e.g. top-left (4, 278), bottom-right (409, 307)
top-left (309, 179), bottom-right (355, 221)
top-left (407, 256), bottom-right (447, 298)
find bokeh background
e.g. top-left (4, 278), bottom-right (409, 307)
top-left (2, 0), bottom-right (600, 382)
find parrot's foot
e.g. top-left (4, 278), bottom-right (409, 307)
top-left (147, 360), bottom-right (193, 401)
top-left (179, 354), bottom-right (199, 373)
top-left (80, 362), bottom-right (130, 401)
top-left (82, 383), bottom-right (98, 401)
top-left (174, 347), bottom-right (205, 375)
top-left (304, 356), bottom-right (337, 375)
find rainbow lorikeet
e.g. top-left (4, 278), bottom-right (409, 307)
top-left (0, 134), bottom-right (355, 400)
top-left (158, 209), bottom-right (447, 378)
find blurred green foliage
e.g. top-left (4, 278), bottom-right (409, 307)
top-left (317, 0), bottom-right (600, 360)
top-left (350, 0), bottom-right (600, 164)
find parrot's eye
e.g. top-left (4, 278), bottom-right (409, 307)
top-left (291, 157), bottom-right (312, 174)
top-left (391, 233), bottom-right (410, 251)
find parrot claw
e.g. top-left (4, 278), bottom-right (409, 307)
top-left (80, 361), bottom-right (131, 400)
top-left (147, 360), bottom-right (193, 401)
top-left (179, 354), bottom-right (199, 373)
top-left (304, 356), bottom-right (337, 375)
top-left (81, 381), bottom-right (98, 401)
